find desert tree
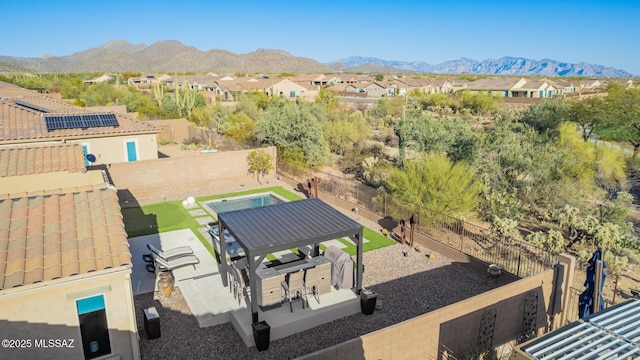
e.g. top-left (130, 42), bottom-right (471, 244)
top-left (605, 84), bottom-right (640, 156)
top-left (247, 149), bottom-right (274, 184)
top-left (567, 96), bottom-right (610, 141)
top-left (384, 152), bottom-right (480, 216)
top-left (256, 100), bottom-right (328, 165)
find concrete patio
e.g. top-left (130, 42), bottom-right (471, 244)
top-left (129, 228), bottom-right (361, 345)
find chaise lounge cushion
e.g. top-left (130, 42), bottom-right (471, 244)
top-left (154, 254), bottom-right (200, 272)
top-left (147, 243), bottom-right (194, 261)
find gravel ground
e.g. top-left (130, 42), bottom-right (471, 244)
top-left (135, 243), bottom-right (499, 360)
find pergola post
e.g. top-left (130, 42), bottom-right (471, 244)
top-left (219, 221), bottom-right (228, 287)
top-left (355, 229), bottom-right (364, 292)
top-left (248, 253), bottom-right (259, 323)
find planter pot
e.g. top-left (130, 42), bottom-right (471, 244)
top-left (157, 271), bottom-right (175, 297)
top-left (252, 321), bottom-right (270, 351)
top-left (360, 289), bottom-right (378, 315)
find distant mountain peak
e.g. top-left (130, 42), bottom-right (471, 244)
top-left (0, 40), bottom-right (632, 77)
top-left (102, 39), bottom-right (136, 48)
top-left (329, 56), bottom-right (633, 77)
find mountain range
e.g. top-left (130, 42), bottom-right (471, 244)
top-left (0, 40), bottom-right (633, 77)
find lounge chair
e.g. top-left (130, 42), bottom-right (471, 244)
top-left (154, 254), bottom-right (200, 272)
top-left (147, 243), bottom-right (194, 261)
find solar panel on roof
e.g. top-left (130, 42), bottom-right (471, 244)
top-left (98, 113), bottom-right (118, 126)
top-left (14, 100), bottom-right (50, 113)
top-left (68, 115), bottom-right (83, 128)
top-left (43, 113), bottom-right (120, 131)
top-left (84, 114), bottom-right (102, 127)
top-left (44, 115), bottom-right (66, 130)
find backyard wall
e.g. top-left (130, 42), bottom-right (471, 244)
top-left (297, 255), bottom-right (575, 360)
top-left (103, 146), bottom-right (277, 207)
top-left (147, 118), bottom-right (189, 143)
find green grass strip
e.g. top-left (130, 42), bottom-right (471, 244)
top-left (122, 186), bottom-right (395, 260)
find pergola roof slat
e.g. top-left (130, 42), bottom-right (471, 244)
top-left (216, 198), bottom-right (365, 326)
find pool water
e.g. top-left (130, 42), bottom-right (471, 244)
top-left (206, 193), bottom-right (285, 214)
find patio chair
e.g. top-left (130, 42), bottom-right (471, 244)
top-left (147, 243), bottom-right (194, 261)
top-left (153, 254), bottom-right (200, 273)
top-left (281, 270), bottom-right (306, 312)
top-left (232, 264), bottom-right (250, 305)
top-left (229, 258), bottom-right (248, 295)
top-left (303, 266), bottom-right (322, 305)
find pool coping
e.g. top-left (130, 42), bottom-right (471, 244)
top-left (199, 191), bottom-right (289, 220)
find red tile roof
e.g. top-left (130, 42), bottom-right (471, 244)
top-left (0, 82), bottom-right (160, 144)
top-left (0, 185), bottom-right (131, 290)
top-left (0, 144), bottom-right (86, 177)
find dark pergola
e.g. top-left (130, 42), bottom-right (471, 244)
top-left (217, 198), bottom-right (364, 323)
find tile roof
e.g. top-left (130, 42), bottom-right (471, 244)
top-left (466, 77), bottom-right (524, 91)
top-left (518, 80), bottom-right (549, 90)
top-left (0, 86), bottom-right (48, 98)
top-left (0, 185), bottom-right (131, 290)
top-left (0, 94), bottom-right (160, 144)
top-left (0, 144), bottom-right (86, 177)
top-left (0, 170), bottom-right (106, 197)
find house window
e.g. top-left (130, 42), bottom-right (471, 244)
top-left (76, 295), bottom-right (111, 359)
top-left (290, 91), bottom-right (296, 98)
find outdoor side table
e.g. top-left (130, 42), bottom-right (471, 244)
top-left (144, 307), bottom-right (161, 339)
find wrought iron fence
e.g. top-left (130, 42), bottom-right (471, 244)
top-left (278, 161), bottom-right (557, 278)
top-left (565, 287), bottom-right (615, 325)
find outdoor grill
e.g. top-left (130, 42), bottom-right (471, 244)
top-left (323, 245), bottom-right (354, 290)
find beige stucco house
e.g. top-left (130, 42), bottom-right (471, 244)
top-left (291, 74), bottom-right (341, 86)
top-left (363, 81), bottom-right (389, 98)
top-left (512, 80), bottom-right (557, 98)
top-left (0, 81), bottom-right (160, 165)
top-left (83, 74), bottom-right (114, 85)
top-left (270, 79), bottom-right (318, 101)
top-left (0, 143), bottom-right (139, 360)
top-left (466, 77), bottom-right (527, 96)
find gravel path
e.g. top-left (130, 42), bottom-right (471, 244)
top-left (135, 244), bottom-right (498, 360)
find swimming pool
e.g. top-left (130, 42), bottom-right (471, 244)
top-left (205, 193), bottom-right (286, 215)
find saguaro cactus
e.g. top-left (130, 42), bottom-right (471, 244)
top-left (153, 83), bottom-right (165, 107)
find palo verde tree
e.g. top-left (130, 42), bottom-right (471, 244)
top-left (247, 149), bottom-right (274, 184)
top-left (456, 90), bottom-right (502, 115)
top-left (384, 152), bottom-right (480, 217)
top-left (225, 112), bottom-right (256, 145)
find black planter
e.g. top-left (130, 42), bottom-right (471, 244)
top-left (252, 321), bottom-right (270, 351)
top-left (360, 289), bottom-right (378, 315)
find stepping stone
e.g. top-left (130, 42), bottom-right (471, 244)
top-left (343, 236), bottom-right (370, 245)
top-left (195, 216), bottom-right (214, 225)
top-left (320, 239), bottom-right (348, 250)
top-left (189, 209), bottom-right (207, 217)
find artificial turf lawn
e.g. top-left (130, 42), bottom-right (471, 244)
top-left (122, 186), bottom-right (395, 257)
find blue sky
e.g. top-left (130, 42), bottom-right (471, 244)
top-left (1, 0), bottom-right (638, 75)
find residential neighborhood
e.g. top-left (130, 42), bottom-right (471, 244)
top-left (1, 71), bottom-right (639, 360)
top-left (114, 71), bottom-right (633, 104)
